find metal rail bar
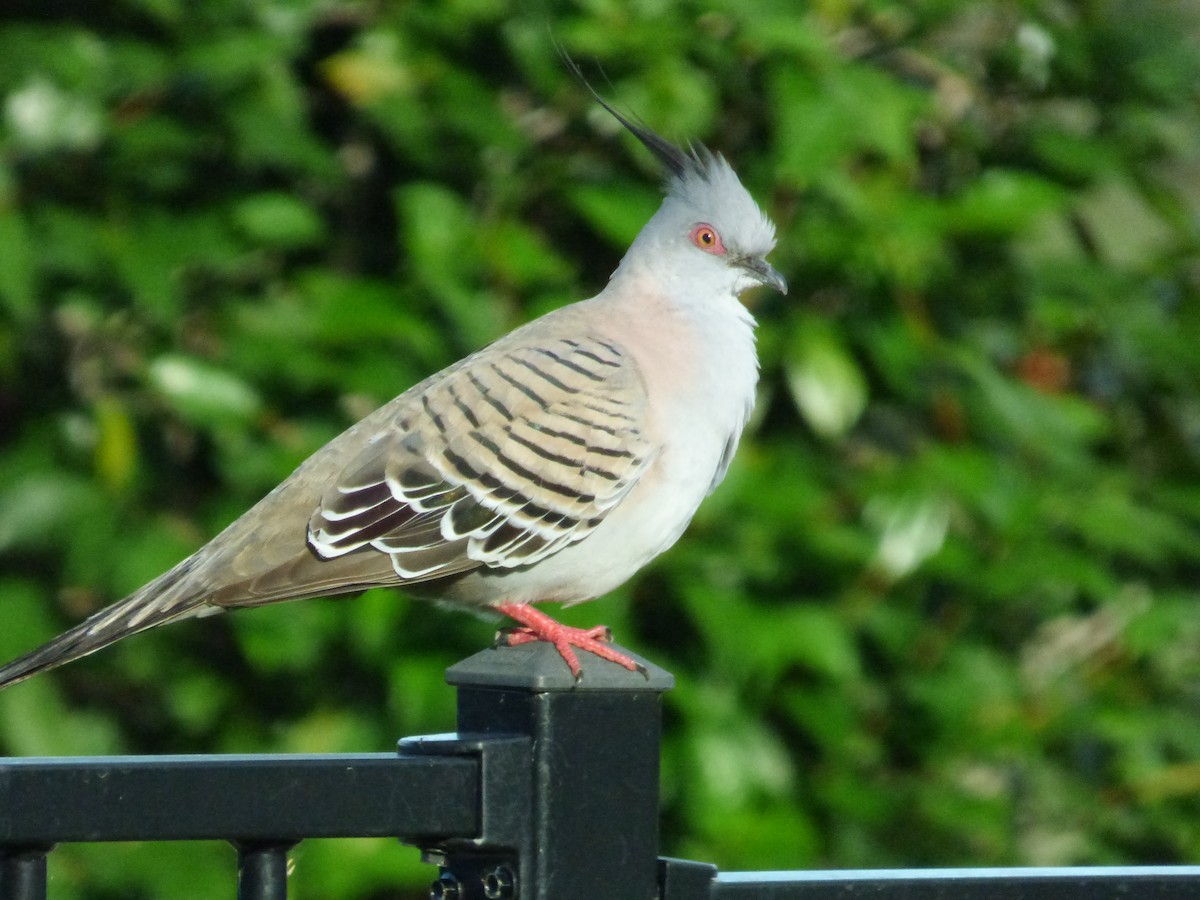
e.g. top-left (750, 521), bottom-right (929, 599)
top-left (659, 859), bottom-right (1200, 900)
top-left (0, 752), bottom-right (479, 844)
top-left (712, 866), bottom-right (1200, 899)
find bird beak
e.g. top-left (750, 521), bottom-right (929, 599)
top-left (736, 256), bottom-right (788, 295)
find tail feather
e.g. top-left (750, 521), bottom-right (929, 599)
top-left (0, 543), bottom-right (410, 690)
top-left (0, 558), bottom-right (210, 690)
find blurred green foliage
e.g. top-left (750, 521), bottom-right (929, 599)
top-left (2, 0), bottom-right (1199, 896)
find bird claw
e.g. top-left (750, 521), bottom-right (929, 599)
top-left (502, 623), bottom-right (612, 646)
top-left (493, 603), bottom-right (643, 681)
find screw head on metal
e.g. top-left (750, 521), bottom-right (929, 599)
top-left (429, 873), bottom-right (462, 900)
top-left (482, 864), bottom-right (515, 899)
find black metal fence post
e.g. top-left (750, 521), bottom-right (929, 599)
top-left (236, 841), bottom-right (297, 900)
top-left (402, 641), bottom-right (673, 900)
top-left (0, 847), bottom-right (47, 900)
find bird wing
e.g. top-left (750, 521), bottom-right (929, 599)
top-left (308, 334), bottom-right (655, 581)
top-left (0, 335), bottom-right (654, 689)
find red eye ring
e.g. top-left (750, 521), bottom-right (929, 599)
top-left (689, 223), bottom-right (726, 255)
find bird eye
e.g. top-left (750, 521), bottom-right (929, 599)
top-left (689, 223), bottom-right (726, 256)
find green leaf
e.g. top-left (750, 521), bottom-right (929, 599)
top-left (786, 317), bottom-right (867, 439)
top-left (0, 208), bottom-right (35, 318)
top-left (232, 192), bottom-right (326, 248)
top-left (148, 354), bottom-right (262, 428)
top-left (949, 169), bottom-right (1067, 235)
top-left (864, 494), bottom-right (951, 581)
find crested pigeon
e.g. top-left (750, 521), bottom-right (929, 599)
top-left (0, 81), bottom-right (785, 689)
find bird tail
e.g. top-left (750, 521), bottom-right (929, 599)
top-left (0, 557), bottom-right (210, 691)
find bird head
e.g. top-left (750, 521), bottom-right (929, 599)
top-left (572, 70), bottom-right (787, 300)
top-left (646, 145), bottom-right (786, 298)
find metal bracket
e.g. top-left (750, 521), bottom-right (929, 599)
top-left (401, 733), bottom-right (533, 900)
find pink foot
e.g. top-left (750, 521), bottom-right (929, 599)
top-left (494, 602), bottom-right (646, 681)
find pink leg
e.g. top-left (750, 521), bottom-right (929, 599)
top-left (494, 602), bottom-right (645, 681)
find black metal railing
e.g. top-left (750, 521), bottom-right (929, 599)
top-left (2, 642), bottom-right (1198, 900)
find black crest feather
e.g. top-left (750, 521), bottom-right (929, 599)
top-left (557, 47), bottom-right (695, 179)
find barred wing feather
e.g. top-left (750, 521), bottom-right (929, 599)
top-left (309, 337), bottom-right (653, 578)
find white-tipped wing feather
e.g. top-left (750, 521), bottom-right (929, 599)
top-left (309, 336), bottom-right (654, 577)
